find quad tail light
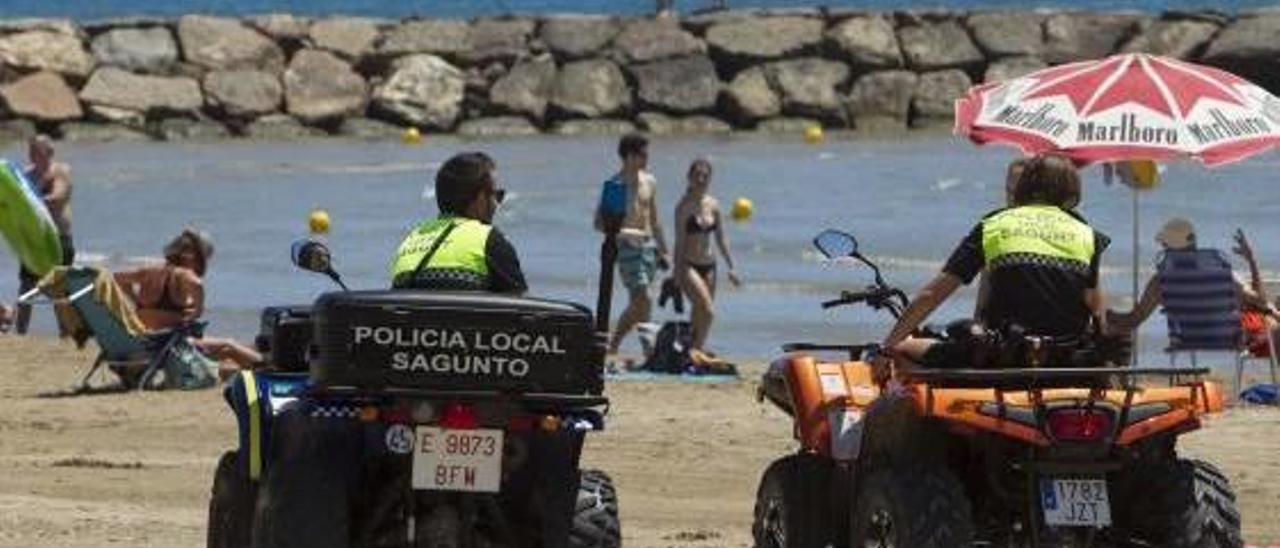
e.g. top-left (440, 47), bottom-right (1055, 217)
top-left (1046, 408), bottom-right (1114, 441)
top-left (438, 402), bottom-right (480, 430)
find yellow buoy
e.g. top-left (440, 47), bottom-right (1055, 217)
top-left (731, 197), bottom-right (754, 222)
top-left (309, 208), bottom-right (331, 234)
top-left (803, 124), bottom-right (824, 145)
top-left (402, 126), bottom-right (423, 145)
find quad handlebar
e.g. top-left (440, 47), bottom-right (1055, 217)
top-left (821, 285), bottom-right (909, 319)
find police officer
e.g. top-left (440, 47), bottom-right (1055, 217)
top-left (390, 152), bottom-right (527, 293)
top-left (879, 154), bottom-right (1110, 368)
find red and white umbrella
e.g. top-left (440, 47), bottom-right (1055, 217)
top-left (955, 53), bottom-right (1280, 166)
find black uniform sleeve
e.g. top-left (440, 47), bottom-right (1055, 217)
top-left (942, 224), bottom-right (986, 284)
top-left (485, 229), bottom-right (528, 294)
top-left (1087, 230), bottom-right (1112, 288)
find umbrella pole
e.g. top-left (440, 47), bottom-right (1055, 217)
top-left (1131, 186), bottom-right (1140, 366)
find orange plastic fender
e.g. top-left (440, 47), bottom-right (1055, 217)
top-left (784, 355), bottom-right (879, 455)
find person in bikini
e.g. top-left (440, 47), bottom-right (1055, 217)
top-left (672, 158), bottom-right (740, 361)
top-left (15, 135), bottom-right (75, 334)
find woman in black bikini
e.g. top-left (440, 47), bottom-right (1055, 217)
top-left (673, 159), bottom-right (741, 358)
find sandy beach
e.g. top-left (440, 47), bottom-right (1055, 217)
top-left (0, 334), bottom-right (1278, 547)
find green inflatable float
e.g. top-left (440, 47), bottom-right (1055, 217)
top-left (0, 159), bottom-right (63, 276)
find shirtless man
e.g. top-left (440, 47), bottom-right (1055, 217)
top-left (15, 135), bottom-right (74, 334)
top-left (595, 133), bottom-right (670, 357)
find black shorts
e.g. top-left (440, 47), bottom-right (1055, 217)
top-left (19, 234), bottom-right (75, 290)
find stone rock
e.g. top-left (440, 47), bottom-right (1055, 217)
top-left (551, 118), bottom-right (636, 136)
top-left (156, 117), bottom-right (232, 141)
top-left (549, 58), bottom-right (630, 119)
top-left (629, 55), bottom-right (721, 114)
top-left (371, 54), bottom-right (466, 129)
top-left (309, 17), bottom-right (380, 60)
top-left (725, 66), bottom-right (781, 122)
top-left (636, 112), bottom-right (732, 134)
top-left (79, 67), bottom-right (203, 115)
top-left (378, 19), bottom-right (472, 58)
top-left (1121, 19), bottom-right (1219, 58)
top-left (178, 15), bottom-right (285, 72)
top-left (465, 18), bottom-right (536, 64)
top-left (1202, 15), bottom-right (1280, 60)
top-left (204, 69), bottom-right (282, 118)
top-left (912, 69), bottom-right (972, 127)
top-left (1043, 13), bottom-right (1144, 64)
top-left (767, 58), bottom-right (850, 123)
top-left (89, 27), bottom-right (178, 73)
top-left (457, 116), bottom-right (541, 137)
top-left (59, 122), bottom-right (151, 142)
top-left (984, 56), bottom-right (1048, 83)
top-left (825, 16), bottom-right (903, 68)
top-left (613, 18), bottom-right (704, 63)
top-left (337, 117), bottom-right (403, 139)
top-left (898, 21), bottom-right (984, 70)
top-left (0, 119), bottom-right (37, 144)
top-left (0, 31), bottom-right (96, 77)
top-left (87, 104), bottom-right (145, 126)
top-left (844, 70), bottom-right (918, 130)
top-left (756, 117), bottom-right (821, 133)
top-left (245, 114), bottom-right (326, 139)
top-left (0, 71), bottom-right (83, 122)
top-left (285, 50), bottom-right (368, 124)
top-left (489, 57), bottom-right (556, 121)
top-left (539, 15), bottom-right (620, 60)
top-left (966, 12), bottom-right (1045, 57)
top-left (248, 13), bottom-right (312, 42)
top-left (0, 18), bottom-right (80, 37)
top-left (705, 17), bottom-right (823, 65)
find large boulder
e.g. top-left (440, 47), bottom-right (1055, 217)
top-left (966, 12), bottom-right (1045, 57)
top-left (309, 17), bottom-right (380, 61)
top-left (0, 18), bottom-right (80, 37)
top-left (248, 13), bottom-right (312, 43)
top-left (845, 70), bottom-right (918, 130)
top-left (825, 16), bottom-right (903, 68)
top-left (898, 21), bottom-right (984, 71)
top-left (465, 18), bottom-right (536, 64)
top-left (767, 58), bottom-right (850, 124)
top-left (178, 15), bottom-right (285, 72)
top-left (457, 116), bottom-right (541, 137)
top-left (984, 56), bottom-right (1047, 83)
top-left (79, 67), bottom-right (202, 115)
top-left (1120, 19), bottom-right (1218, 58)
top-left (337, 117), bottom-right (402, 139)
top-left (89, 27), bottom-right (179, 74)
top-left (489, 57), bottom-right (556, 121)
top-left (912, 69), bottom-right (972, 127)
top-left (0, 31), bottom-right (95, 77)
top-left (612, 18), bottom-right (704, 63)
top-left (636, 112), bottom-right (732, 135)
top-left (548, 58), bottom-right (630, 118)
top-left (203, 69), bottom-right (282, 118)
top-left (539, 15), bottom-right (620, 60)
top-left (378, 19), bottom-right (472, 59)
top-left (371, 54), bottom-right (466, 129)
top-left (1043, 13), bottom-right (1144, 64)
top-left (245, 114), bottom-right (326, 139)
top-left (285, 49), bottom-right (368, 124)
top-left (705, 17), bottom-right (824, 66)
top-left (1201, 15), bottom-right (1280, 61)
top-left (0, 71), bottom-right (83, 122)
top-left (628, 55), bottom-right (721, 114)
top-left (725, 65), bottom-right (781, 122)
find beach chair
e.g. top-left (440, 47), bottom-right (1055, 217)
top-left (19, 266), bottom-right (200, 391)
top-left (1157, 248), bottom-right (1279, 393)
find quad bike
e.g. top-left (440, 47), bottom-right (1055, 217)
top-left (207, 239), bottom-right (620, 548)
top-left (751, 229), bottom-right (1241, 548)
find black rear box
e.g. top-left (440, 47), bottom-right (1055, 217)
top-left (312, 291), bottom-right (603, 395)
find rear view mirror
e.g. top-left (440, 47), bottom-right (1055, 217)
top-left (291, 239), bottom-right (348, 290)
top-left (814, 229), bottom-right (858, 259)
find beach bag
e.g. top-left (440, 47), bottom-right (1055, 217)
top-left (1239, 383), bottom-right (1279, 405)
top-left (161, 339), bottom-right (218, 390)
top-left (641, 321), bottom-right (693, 374)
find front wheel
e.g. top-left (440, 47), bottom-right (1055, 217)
top-left (1119, 459), bottom-right (1242, 548)
top-left (849, 466), bottom-right (974, 548)
top-left (208, 451), bottom-right (254, 548)
top-left (569, 469), bottom-right (621, 548)
top-left (751, 454), bottom-right (834, 548)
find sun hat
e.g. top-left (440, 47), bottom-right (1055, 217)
top-left (1155, 218), bottom-right (1195, 250)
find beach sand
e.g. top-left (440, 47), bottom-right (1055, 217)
top-left (0, 335), bottom-right (1277, 547)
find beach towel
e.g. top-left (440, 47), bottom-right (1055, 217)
top-left (37, 267), bottom-right (148, 348)
top-left (1239, 383), bottom-right (1279, 405)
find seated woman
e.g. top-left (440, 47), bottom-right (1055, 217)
top-left (114, 228), bottom-right (262, 377)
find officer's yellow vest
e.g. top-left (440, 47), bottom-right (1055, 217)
top-left (390, 216), bottom-right (491, 287)
top-left (981, 205), bottom-right (1094, 267)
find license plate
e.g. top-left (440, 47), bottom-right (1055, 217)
top-left (411, 427), bottom-right (504, 492)
top-left (1040, 478), bottom-right (1111, 527)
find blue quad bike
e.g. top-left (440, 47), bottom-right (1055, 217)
top-left (206, 240), bottom-right (620, 548)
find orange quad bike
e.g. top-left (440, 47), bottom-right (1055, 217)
top-left (751, 229), bottom-right (1241, 548)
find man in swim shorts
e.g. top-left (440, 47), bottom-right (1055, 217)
top-left (15, 135), bottom-right (75, 335)
top-left (595, 133), bottom-right (670, 357)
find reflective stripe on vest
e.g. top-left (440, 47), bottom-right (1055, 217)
top-left (981, 205), bottom-right (1094, 270)
top-left (389, 217), bottom-right (491, 281)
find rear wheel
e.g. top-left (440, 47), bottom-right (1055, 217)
top-left (569, 469), bottom-right (620, 548)
top-left (752, 454), bottom-right (834, 548)
top-left (1119, 459), bottom-right (1242, 548)
top-left (208, 451), bottom-right (254, 548)
top-left (849, 466), bottom-right (974, 548)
